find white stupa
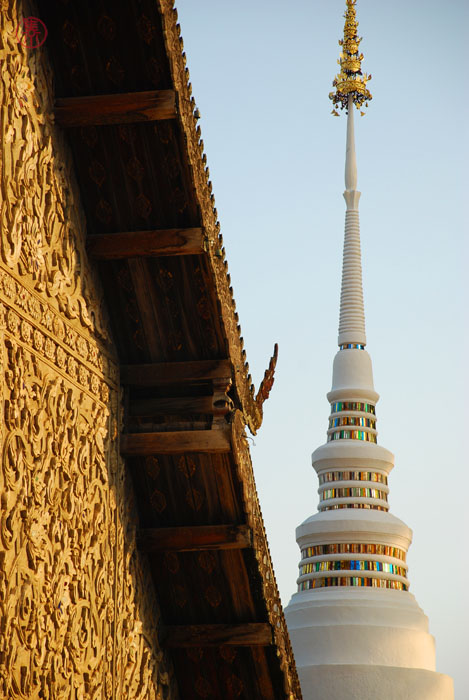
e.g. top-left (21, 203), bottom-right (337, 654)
top-left (284, 3), bottom-right (454, 698)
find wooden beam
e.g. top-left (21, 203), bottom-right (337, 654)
top-left (120, 359), bottom-right (231, 386)
top-left (121, 428), bottom-right (231, 456)
top-left (163, 623), bottom-right (273, 648)
top-left (55, 90), bottom-right (177, 127)
top-left (137, 524), bottom-right (252, 552)
top-left (87, 228), bottom-right (205, 260)
top-left (130, 395), bottom-right (229, 417)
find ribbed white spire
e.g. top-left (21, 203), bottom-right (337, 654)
top-left (338, 95), bottom-right (366, 346)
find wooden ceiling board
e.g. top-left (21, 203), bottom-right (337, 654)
top-left (66, 122), bottom-right (197, 235)
top-left (171, 646), bottom-right (285, 700)
top-left (146, 549), bottom-right (257, 626)
top-left (41, 0), bottom-right (173, 98)
top-left (127, 452), bottom-right (244, 529)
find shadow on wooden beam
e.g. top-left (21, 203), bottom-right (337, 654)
top-left (87, 228), bottom-right (205, 259)
top-left (55, 89), bottom-right (177, 127)
top-left (121, 428), bottom-right (231, 456)
top-left (163, 623), bottom-right (273, 648)
top-left (137, 524), bottom-right (252, 552)
top-left (120, 359), bottom-right (231, 386)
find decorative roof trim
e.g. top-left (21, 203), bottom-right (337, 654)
top-left (158, 0), bottom-right (276, 435)
top-left (158, 3), bottom-right (300, 696)
top-left (231, 410), bottom-right (302, 699)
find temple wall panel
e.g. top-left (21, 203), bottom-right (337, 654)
top-left (0, 3), bottom-right (177, 698)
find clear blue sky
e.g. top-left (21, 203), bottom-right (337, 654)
top-left (176, 1), bottom-right (468, 696)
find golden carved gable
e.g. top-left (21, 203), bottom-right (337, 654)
top-left (0, 3), bottom-right (178, 698)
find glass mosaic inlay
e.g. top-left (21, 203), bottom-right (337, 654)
top-left (328, 430), bottom-right (377, 443)
top-left (329, 416), bottom-right (376, 429)
top-left (299, 578), bottom-right (407, 591)
top-left (320, 487), bottom-right (387, 501)
top-left (318, 471), bottom-right (388, 485)
top-left (330, 401), bottom-right (376, 415)
top-left (322, 503), bottom-right (387, 510)
top-left (300, 543), bottom-right (406, 561)
top-left (300, 561), bottom-right (406, 576)
top-left (339, 343), bottom-right (365, 350)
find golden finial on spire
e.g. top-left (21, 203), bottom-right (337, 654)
top-left (329, 0), bottom-right (372, 115)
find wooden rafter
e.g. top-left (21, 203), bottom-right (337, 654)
top-left (55, 89), bottom-right (177, 127)
top-left (87, 228), bottom-right (205, 260)
top-left (121, 428), bottom-right (231, 456)
top-left (129, 395), bottom-right (230, 417)
top-left (163, 623), bottom-right (273, 648)
top-left (137, 524), bottom-right (252, 552)
top-left (120, 359), bottom-right (231, 386)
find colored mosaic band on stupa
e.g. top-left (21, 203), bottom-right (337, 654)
top-left (300, 561), bottom-right (406, 576)
top-left (318, 471), bottom-right (388, 485)
top-left (329, 416), bottom-right (376, 429)
top-left (301, 543), bottom-right (406, 560)
top-left (299, 578), bottom-right (407, 591)
top-left (328, 396), bottom-right (378, 442)
top-left (324, 503), bottom-right (388, 511)
top-left (328, 429), bottom-right (377, 443)
top-left (330, 401), bottom-right (376, 414)
top-left (339, 343), bottom-right (365, 350)
top-left (320, 487), bottom-right (387, 501)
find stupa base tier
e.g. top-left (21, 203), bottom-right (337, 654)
top-left (285, 588), bottom-right (453, 699)
top-left (286, 588), bottom-right (428, 632)
top-left (286, 588), bottom-right (435, 659)
top-left (295, 664), bottom-right (454, 700)
top-left (287, 619), bottom-right (435, 670)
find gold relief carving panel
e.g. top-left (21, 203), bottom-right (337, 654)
top-left (0, 3), bottom-right (110, 344)
top-left (0, 4), bottom-right (177, 698)
top-left (0, 317), bottom-right (116, 698)
top-left (0, 301), bottom-right (176, 698)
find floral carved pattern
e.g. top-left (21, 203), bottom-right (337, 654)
top-left (0, 309), bottom-right (176, 699)
top-left (0, 328), bottom-right (114, 698)
top-left (0, 4), bottom-right (177, 698)
top-left (0, 4), bottom-right (110, 344)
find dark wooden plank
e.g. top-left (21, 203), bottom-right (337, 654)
top-left (87, 228), bottom-right (204, 259)
top-left (127, 259), bottom-right (165, 360)
top-left (130, 395), bottom-right (229, 417)
top-left (55, 90), bottom-right (177, 127)
top-left (120, 359), bottom-right (232, 386)
top-left (164, 623), bottom-right (273, 648)
top-left (137, 524), bottom-right (252, 552)
top-left (121, 428), bottom-right (231, 456)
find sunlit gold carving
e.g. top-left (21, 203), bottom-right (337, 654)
top-left (0, 10), bottom-right (110, 343)
top-left (0, 3), bottom-right (177, 698)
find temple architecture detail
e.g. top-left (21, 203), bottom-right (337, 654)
top-left (0, 1), bottom-right (301, 697)
top-left (284, 2), bottom-right (454, 698)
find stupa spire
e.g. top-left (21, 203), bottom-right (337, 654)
top-left (338, 99), bottom-right (366, 346)
top-left (331, 0), bottom-right (372, 347)
top-left (284, 2), bottom-right (454, 697)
